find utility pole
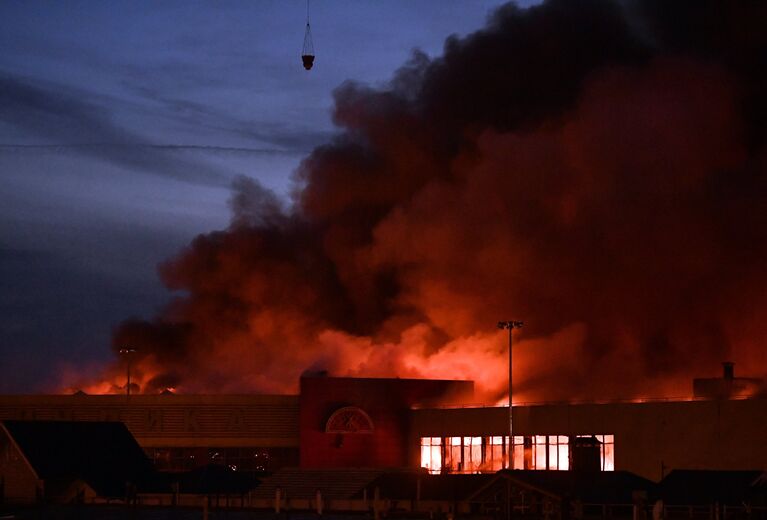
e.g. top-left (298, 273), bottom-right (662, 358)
top-left (118, 347), bottom-right (137, 399)
top-left (497, 321), bottom-right (523, 467)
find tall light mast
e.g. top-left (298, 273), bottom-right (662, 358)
top-left (497, 320), bottom-right (523, 469)
top-left (118, 347), bottom-right (137, 399)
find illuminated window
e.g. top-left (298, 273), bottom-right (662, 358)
top-left (548, 435), bottom-right (569, 470)
top-left (462, 436), bottom-right (483, 473)
top-left (534, 436), bottom-right (547, 469)
top-left (420, 437), bottom-right (442, 474)
top-left (507, 435), bottom-right (569, 470)
top-left (508, 435), bottom-right (535, 469)
top-left (435, 436), bottom-right (463, 473)
top-left (576, 434), bottom-right (614, 471)
top-left (511, 435), bottom-right (524, 469)
top-left (597, 434), bottom-right (614, 471)
top-left (486, 435), bottom-right (505, 472)
top-left (420, 434), bottom-right (612, 474)
top-left (448, 436), bottom-right (462, 472)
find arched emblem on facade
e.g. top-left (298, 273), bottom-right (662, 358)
top-left (325, 406), bottom-right (374, 434)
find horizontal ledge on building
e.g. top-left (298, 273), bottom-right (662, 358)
top-left (135, 436), bottom-right (299, 448)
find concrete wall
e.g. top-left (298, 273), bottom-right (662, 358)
top-left (409, 398), bottom-right (767, 481)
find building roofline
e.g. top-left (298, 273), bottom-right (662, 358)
top-left (0, 394), bottom-right (299, 404)
top-left (411, 394), bottom-right (767, 410)
top-left (300, 375), bottom-right (473, 384)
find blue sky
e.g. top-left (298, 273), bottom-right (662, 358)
top-left (0, 1), bottom-right (542, 392)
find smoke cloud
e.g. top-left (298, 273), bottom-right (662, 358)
top-left (83, 0), bottom-right (767, 402)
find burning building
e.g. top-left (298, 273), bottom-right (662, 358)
top-left (6, 0), bottom-right (767, 505)
top-left (3, 370), bottom-right (767, 498)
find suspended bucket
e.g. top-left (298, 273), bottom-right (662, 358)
top-left (302, 22), bottom-right (315, 70)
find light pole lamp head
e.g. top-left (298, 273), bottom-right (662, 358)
top-left (118, 347), bottom-right (137, 355)
top-left (497, 320), bottom-right (524, 330)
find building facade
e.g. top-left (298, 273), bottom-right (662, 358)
top-left (0, 393), bottom-right (299, 473)
top-left (411, 398), bottom-right (767, 480)
top-left (1, 375), bottom-right (767, 482)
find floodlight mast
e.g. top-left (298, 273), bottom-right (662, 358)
top-left (118, 347), bottom-right (137, 399)
top-left (497, 320), bottom-right (523, 469)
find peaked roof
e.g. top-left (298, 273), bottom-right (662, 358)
top-left (1, 420), bottom-right (158, 497)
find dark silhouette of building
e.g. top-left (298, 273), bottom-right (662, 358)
top-left (0, 420), bottom-right (161, 504)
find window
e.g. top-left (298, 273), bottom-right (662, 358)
top-left (446, 436), bottom-right (462, 472)
top-left (548, 435), bottom-right (570, 470)
top-left (508, 435), bottom-right (569, 470)
top-left (485, 436), bottom-right (505, 472)
top-left (420, 437), bottom-right (441, 474)
top-left (511, 435), bottom-right (524, 469)
top-left (534, 436), bottom-right (547, 469)
top-left (575, 434), bottom-right (614, 471)
top-left (463, 436), bottom-right (483, 473)
top-left (144, 446), bottom-right (295, 472)
top-left (601, 435), bottom-right (614, 471)
top-left (420, 434), bottom-right (612, 473)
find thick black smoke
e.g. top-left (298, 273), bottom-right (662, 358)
top-left (87, 0), bottom-right (767, 401)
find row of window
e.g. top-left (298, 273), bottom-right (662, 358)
top-left (420, 435), bottom-right (614, 474)
top-left (143, 447), bottom-right (298, 472)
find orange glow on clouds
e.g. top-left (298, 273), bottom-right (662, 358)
top-left (62, 3), bottom-right (767, 401)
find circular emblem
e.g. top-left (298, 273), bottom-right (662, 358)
top-left (325, 406), bottom-right (374, 433)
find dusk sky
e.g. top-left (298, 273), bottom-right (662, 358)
top-left (1, 1), bottom-right (527, 392)
top-left (3, 1), bottom-right (766, 401)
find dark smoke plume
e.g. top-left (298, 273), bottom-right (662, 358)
top-left (90, 0), bottom-right (767, 401)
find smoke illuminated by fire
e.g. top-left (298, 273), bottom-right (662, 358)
top-left (68, 0), bottom-right (767, 401)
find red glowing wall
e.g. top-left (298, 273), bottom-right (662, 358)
top-left (299, 376), bottom-right (473, 468)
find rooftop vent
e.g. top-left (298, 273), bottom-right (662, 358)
top-left (723, 361), bottom-right (735, 380)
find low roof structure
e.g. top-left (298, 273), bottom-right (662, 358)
top-left (175, 464), bottom-right (260, 495)
top-left (251, 467), bottom-right (386, 500)
top-left (354, 472), bottom-right (495, 501)
top-left (1, 420), bottom-right (160, 498)
top-left (660, 470), bottom-right (764, 506)
top-left (470, 470), bottom-right (658, 505)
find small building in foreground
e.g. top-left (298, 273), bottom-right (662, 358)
top-left (0, 420), bottom-right (160, 504)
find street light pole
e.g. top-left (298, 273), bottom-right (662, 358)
top-left (498, 320), bottom-right (523, 520)
top-left (118, 347), bottom-right (137, 398)
top-left (497, 320), bottom-right (523, 468)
